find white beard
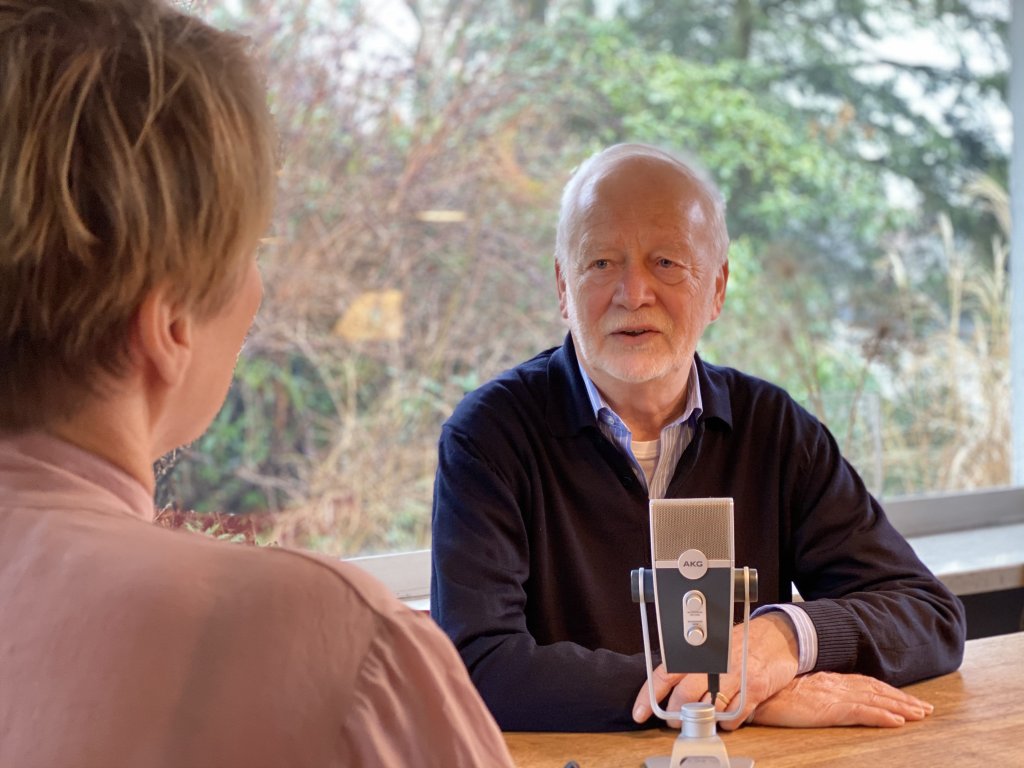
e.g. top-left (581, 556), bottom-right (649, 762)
top-left (564, 290), bottom-right (688, 385)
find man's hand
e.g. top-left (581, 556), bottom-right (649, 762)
top-left (749, 672), bottom-right (933, 728)
top-left (632, 612), bottom-right (799, 729)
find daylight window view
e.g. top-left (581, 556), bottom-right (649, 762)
top-left (155, 0), bottom-right (1012, 558)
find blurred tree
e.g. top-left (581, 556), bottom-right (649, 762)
top-left (615, 0), bottom-right (1009, 278)
top-left (157, 0), bottom-right (1010, 554)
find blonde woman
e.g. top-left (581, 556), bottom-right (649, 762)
top-left (0, 1), bottom-right (513, 765)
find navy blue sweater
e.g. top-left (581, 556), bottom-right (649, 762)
top-left (430, 336), bottom-right (966, 732)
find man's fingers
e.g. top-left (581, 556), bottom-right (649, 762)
top-left (863, 690), bottom-right (932, 721)
top-left (714, 690), bottom-right (757, 732)
top-left (659, 684), bottom-right (753, 731)
top-left (835, 675), bottom-right (934, 720)
top-left (663, 674), bottom-right (716, 722)
top-left (751, 672), bottom-right (936, 728)
top-left (831, 702), bottom-right (909, 728)
top-left (632, 664), bottom-right (685, 723)
top-left (863, 680), bottom-right (934, 715)
top-left (648, 664), bottom-right (686, 701)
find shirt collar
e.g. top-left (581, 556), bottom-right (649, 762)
top-left (0, 431), bottom-right (155, 521)
top-left (574, 348), bottom-right (703, 433)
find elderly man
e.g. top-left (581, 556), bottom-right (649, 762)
top-left (430, 143), bottom-right (965, 732)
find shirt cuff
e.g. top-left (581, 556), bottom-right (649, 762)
top-left (751, 603), bottom-right (817, 675)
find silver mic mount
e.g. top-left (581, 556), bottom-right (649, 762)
top-left (631, 565), bottom-right (759, 768)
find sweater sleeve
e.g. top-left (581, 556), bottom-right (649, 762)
top-left (430, 426), bottom-right (651, 732)
top-left (788, 421), bottom-right (967, 685)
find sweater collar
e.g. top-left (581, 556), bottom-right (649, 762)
top-left (545, 334), bottom-right (734, 436)
top-left (695, 354), bottom-right (734, 430)
top-left (544, 335), bottom-right (598, 437)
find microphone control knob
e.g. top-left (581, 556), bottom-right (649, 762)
top-left (682, 590), bottom-right (708, 646)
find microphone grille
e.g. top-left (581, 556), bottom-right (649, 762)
top-left (650, 498), bottom-right (734, 561)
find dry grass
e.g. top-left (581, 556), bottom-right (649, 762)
top-left (159, 3), bottom-right (1010, 555)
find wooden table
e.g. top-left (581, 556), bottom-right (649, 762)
top-left (505, 632), bottom-right (1024, 768)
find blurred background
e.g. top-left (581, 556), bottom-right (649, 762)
top-left (156, 0), bottom-right (1012, 558)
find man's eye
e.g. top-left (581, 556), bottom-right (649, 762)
top-left (592, 259), bottom-right (610, 269)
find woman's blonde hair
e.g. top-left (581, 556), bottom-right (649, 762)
top-left (0, 0), bottom-right (277, 431)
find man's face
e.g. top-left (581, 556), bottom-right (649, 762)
top-left (556, 156), bottom-right (727, 395)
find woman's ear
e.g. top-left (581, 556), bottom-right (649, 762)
top-left (133, 285), bottom-right (194, 389)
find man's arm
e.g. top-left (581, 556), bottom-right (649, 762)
top-left (789, 423), bottom-right (966, 686)
top-left (431, 426), bottom-right (648, 732)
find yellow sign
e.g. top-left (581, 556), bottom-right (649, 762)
top-left (333, 289), bottom-right (404, 342)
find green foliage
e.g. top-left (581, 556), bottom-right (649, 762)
top-left (154, 0), bottom-right (1010, 555)
top-left (156, 350), bottom-right (337, 514)
top-left (617, 0), bottom-right (1009, 266)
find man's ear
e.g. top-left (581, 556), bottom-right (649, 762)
top-left (709, 259), bottom-right (729, 321)
top-left (555, 259), bottom-right (569, 321)
top-left (134, 285), bottom-right (193, 389)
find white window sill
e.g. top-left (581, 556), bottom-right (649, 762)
top-left (346, 488), bottom-right (1024, 609)
top-left (908, 522), bottom-right (1024, 596)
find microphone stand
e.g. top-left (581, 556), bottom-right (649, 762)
top-left (632, 566), bottom-right (757, 768)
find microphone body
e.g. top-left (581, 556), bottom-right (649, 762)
top-left (650, 498), bottom-right (735, 674)
top-left (634, 498), bottom-right (758, 767)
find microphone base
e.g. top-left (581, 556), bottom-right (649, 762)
top-left (643, 757), bottom-right (754, 768)
top-left (645, 704), bottom-right (753, 768)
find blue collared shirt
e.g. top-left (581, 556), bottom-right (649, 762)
top-left (577, 356), bottom-right (702, 500)
top-left (575, 351), bottom-right (817, 675)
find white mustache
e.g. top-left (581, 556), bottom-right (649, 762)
top-left (604, 314), bottom-right (668, 334)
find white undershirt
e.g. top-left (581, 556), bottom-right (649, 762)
top-left (630, 438), bottom-right (660, 489)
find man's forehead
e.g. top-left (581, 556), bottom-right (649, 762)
top-left (579, 154), bottom-right (707, 208)
top-left (576, 183), bottom-right (710, 234)
top-left (574, 220), bottom-right (700, 262)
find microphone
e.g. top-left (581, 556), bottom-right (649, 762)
top-left (650, 498), bottom-right (734, 676)
top-left (631, 498), bottom-right (758, 768)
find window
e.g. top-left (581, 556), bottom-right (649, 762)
top-left (158, 1), bottom-right (1018, 583)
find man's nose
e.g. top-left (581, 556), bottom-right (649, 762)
top-left (614, 261), bottom-right (656, 309)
